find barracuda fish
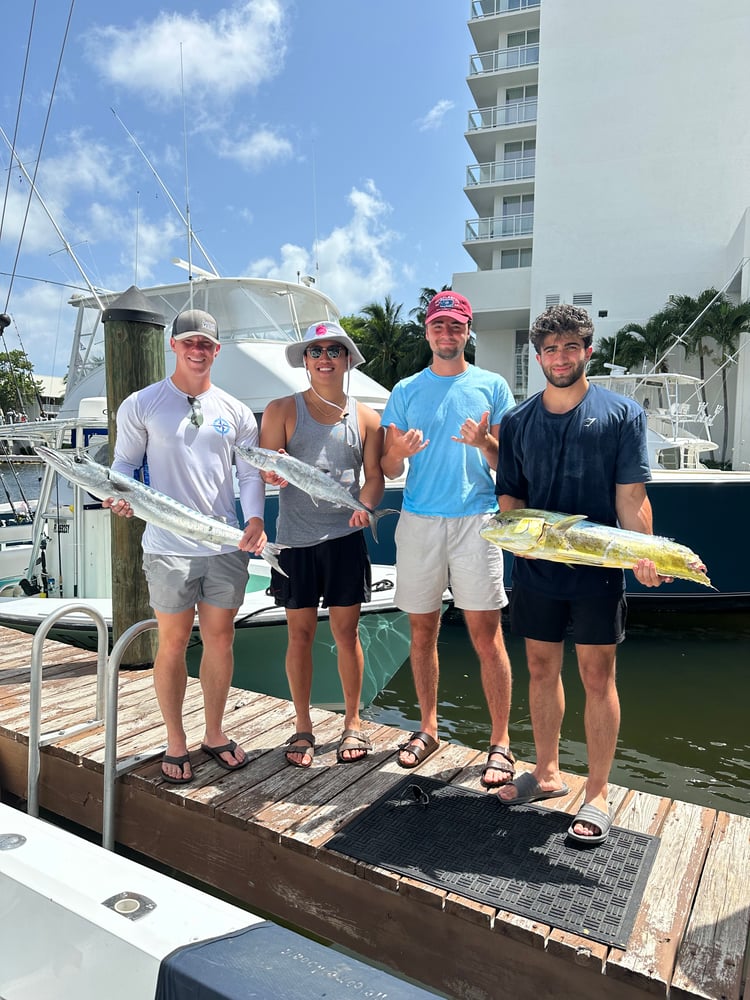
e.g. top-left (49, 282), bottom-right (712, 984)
top-left (480, 508), bottom-right (712, 588)
top-left (35, 446), bottom-right (287, 576)
top-left (235, 444), bottom-right (399, 542)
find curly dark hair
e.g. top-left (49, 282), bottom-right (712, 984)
top-left (529, 304), bottom-right (594, 353)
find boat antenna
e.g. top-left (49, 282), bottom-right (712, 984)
top-left (311, 138), bottom-right (320, 287)
top-left (180, 43), bottom-right (194, 299)
top-left (134, 189), bottom-right (140, 285)
top-left (110, 108), bottom-right (220, 279)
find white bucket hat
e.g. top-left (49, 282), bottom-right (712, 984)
top-left (285, 321), bottom-right (366, 369)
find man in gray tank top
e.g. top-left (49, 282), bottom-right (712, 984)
top-left (260, 322), bottom-right (384, 767)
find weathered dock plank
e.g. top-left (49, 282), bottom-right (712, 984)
top-left (606, 799), bottom-right (716, 992)
top-left (670, 810), bottom-right (750, 1000)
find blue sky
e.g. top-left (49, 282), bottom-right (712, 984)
top-left (1, 0), bottom-right (474, 377)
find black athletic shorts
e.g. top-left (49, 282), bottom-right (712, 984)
top-left (270, 531), bottom-right (372, 610)
top-left (509, 581), bottom-right (627, 645)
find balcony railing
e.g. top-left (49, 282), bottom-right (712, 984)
top-left (466, 157), bottom-right (536, 186)
top-left (468, 99), bottom-right (538, 131)
top-left (471, 0), bottom-right (540, 17)
top-left (470, 42), bottom-right (539, 75)
top-left (465, 213), bottom-right (534, 241)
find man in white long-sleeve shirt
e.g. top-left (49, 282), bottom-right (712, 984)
top-left (105, 309), bottom-right (267, 784)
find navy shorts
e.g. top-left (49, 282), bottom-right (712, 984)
top-left (509, 581), bottom-right (627, 645)
top-left (270, 531), bottom-right (372, 610)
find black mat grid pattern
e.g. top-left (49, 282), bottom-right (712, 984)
top-left (327, 776), bottom-right (659, 949)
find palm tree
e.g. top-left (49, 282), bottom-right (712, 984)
top-left (663, 289), bottom-right (719, 404)
top-left (588, 332), bottom-right (644, 375)
top-left (354, 296), bottom-right (405, 390)
top-left (698, 299), bottom-right (750, 464)
top-left (614, 308), bottom-right (684, 373)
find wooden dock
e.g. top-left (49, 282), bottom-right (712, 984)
top-left (0, 626), bottom-right (748, 1000)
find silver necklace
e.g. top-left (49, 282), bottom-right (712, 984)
top-left (308, 384), bottom-right (348, 418)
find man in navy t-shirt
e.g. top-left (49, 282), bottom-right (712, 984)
top-left (495, 304), bottom-right (683, 844)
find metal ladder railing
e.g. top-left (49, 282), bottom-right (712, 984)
top-left (27, 607), bottom-right (163, 851)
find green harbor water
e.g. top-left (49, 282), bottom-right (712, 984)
top-left (364, 610), bottom-right (750, 818)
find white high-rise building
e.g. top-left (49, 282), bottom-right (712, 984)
top-left (452, 0), bottom-right (750, 469)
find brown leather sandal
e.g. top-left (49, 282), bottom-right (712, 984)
top-left (480, 744), bottom-right (516, 788)
top-left (284, 731), bottom-right (315, 768)
top-left (397, 731), bottom-right (440, 769)
top-left (336, 729), bottom-right (373, 763)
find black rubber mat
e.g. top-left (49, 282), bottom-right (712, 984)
top-left (327, 776), bottom-right (659, 948)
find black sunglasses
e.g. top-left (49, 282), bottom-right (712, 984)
top-left (305, 344), bottom-right (347, 359)
top-left (187, 395), bottom-right (204, 427)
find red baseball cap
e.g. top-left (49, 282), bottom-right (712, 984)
top-left (425, 291), bottom-right (472, 325)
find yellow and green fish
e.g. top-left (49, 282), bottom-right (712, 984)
top-left (480, 508), bottom-right (711, 588)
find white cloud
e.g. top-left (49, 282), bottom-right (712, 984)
top-left (85, 0), bottom-right (287, 104)
top-left (1, 132), bottom-right (130, 258)
top-left (218, 128), bottom-right (293, 170)
top-left (246, 180), bottom-right (398, 314)
top-left (417, 99), bottom-right (455, 132)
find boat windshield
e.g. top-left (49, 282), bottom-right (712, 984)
top-left (67, 277), bottom-right (339, 398)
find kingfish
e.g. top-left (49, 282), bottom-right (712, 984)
top-left (35, 446), bottom-right (287, 576)
top-left (480, 508), bottom-right (711, 588)
top-left (235, 445), bottom-right (399, 542)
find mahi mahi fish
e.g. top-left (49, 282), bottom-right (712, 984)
top-left (35, 445), bottom-right (287, 576)
top-left (480, 508), bottom-right (711, 587)
top-left (235, 445), bottom-right (399, 542)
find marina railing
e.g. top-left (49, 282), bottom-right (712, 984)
top-left (27, 606), bottom-right (163, 852)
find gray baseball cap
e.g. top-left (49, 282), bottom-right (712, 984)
top-left (171, 309), bottom-right (220, 345)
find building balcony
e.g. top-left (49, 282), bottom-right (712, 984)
top-left (471, 0), bottom-right (540, 16)
top-left (469, 0), bottom-right (541, 52)
top-left (467, 99), bottom-right (537, 131)
top-left (465, 212), bottom-right (534, 243)
top-left (465, 101), bottom-right (537, 160)
top-left (465, 159), bottom-right (535, 215)
top-left (466, 157), bottom-right (535, 186)
top-left (469, 42), bottom-right (539, 76)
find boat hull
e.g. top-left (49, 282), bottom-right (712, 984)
top-left (0, 803), bottom-right (435, 1000)
top-left (0, 565), bottom-right (411, 709)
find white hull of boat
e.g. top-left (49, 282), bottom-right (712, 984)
top-left (0, 562), bottom-right (411, 708)
top-left (0, 802), bottom-right (262, 1000)
top-left (0, 803), bottom-right (435, 999)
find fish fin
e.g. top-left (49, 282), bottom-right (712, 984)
top-left (555, 515), bottom-right (588, 531)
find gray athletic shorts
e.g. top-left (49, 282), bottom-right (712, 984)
top-left (394, 510), bottom-right (507, 613)
top-left (142, 550), bottom-right (249, 614)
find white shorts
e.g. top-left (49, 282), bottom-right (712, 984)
top-left (394, 511), bottom-right (507, 614)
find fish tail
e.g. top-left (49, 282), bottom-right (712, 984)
top-left (369, 507), bottom-right (400, 543)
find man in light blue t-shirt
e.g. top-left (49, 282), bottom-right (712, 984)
top-left (381, 291), bottom-right (516, 787)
